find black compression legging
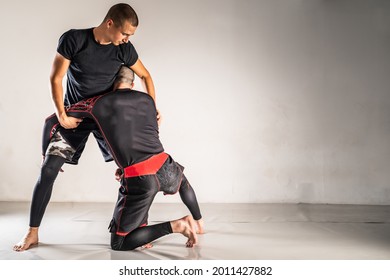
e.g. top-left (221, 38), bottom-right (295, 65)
top-left (111, 174), bottom-right (202, 251)
top-left (29, 155), bottom-right (66, 227)
top-left (179, 175), bottom-right (202, 221)
top-left (111, 222), bottom-right (173, 251)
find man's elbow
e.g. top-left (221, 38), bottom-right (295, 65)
top-left (139, 70), bottom-right (151, 81)
top-left (50, 74), bottom-right (63, 87)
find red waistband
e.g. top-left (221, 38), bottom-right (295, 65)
top-left (124, 152), bottom-right (168, 178)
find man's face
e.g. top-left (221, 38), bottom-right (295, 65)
top-left (107, 20), bottom-right (137, 46)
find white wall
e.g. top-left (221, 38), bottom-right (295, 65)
top-left (0, 0), bottom-right (389, 204)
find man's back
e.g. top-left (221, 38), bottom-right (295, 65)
top-left (67, 89), bottom-right (164, 168)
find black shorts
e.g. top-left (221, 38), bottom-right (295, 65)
top-left (109, 153), bottom-right (184, 236)
top-left (42, 114), bottom-right (113, 164)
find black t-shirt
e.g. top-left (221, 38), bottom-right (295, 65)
top-left (57, 28), bottom-right (138, 106)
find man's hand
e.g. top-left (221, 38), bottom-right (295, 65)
top-left (156, 109), bottom-right (162, 127)
top-left (59, 114), bottom-right (83, 129)
top-left (115, 168), bottom-right (123, 182)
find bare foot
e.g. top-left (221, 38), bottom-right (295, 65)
top-left (141, 243), bottom-right (153, 249)
top-left (13, 227), bottom-right (39, 251)
top-left (170, 215), bottom-right (198, 247)
top-left (195, 218), bottom-right (205, 234)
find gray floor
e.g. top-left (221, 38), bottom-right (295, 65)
top-left (1, 202), bottom-right (390, 260)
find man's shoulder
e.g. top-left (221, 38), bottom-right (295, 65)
top-left (128, 90), bottom-right (153, 102)
top-left (110, 89), bottom-right (154, 103)
top-left (60, 28), bottom-right (93, 41)
top-left (58, 28), bottom-right (94, 58)
top-left (118, 41), bottom-right (138, 65)
top-left (129, 89), bottom-right (148, 95)
top-left (119, 40), bottom-right (136, 50)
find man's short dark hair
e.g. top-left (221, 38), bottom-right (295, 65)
top-left (104, 3), bottom-right (139, 27)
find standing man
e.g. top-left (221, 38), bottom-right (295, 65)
top-left (14, 3), bottom-right (157, 251)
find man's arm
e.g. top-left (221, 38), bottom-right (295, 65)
top-left (130, 58), bottom-right (161, 125)
top-left (130, 59), bottom-right (156, 101)
top-left (50, 53), bottom-right (82, 129)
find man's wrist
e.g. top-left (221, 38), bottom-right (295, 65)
top-left (57, 112), bottom-right (68, 123)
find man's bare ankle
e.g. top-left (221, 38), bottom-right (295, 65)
top-left (170, 220), bottom-right (180, 233)
top-left (27, 227), bottom-right (39, 235)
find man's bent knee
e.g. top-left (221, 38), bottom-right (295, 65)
top-left (111, 234), bottom-right (126, 251)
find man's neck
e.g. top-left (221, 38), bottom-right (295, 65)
top-left (115, 83), bottom-right (133, 90)
top-left (93, 25), bottom-right (112, 45)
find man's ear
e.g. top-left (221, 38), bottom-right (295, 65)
top-left (106, 19), bottom-right (114, 28)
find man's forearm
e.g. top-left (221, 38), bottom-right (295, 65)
top-left (141, 75), bottom-right (156, 102)
top-left (50, 80), bottom-right (82, 129)
top-left (51, 80), bottom-right (66, 118)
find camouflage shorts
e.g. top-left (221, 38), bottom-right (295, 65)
top-left (45, 131), bottom-right (76, 161)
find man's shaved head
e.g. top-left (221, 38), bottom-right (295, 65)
top-left (115, 66), bottom-right (135, 86)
